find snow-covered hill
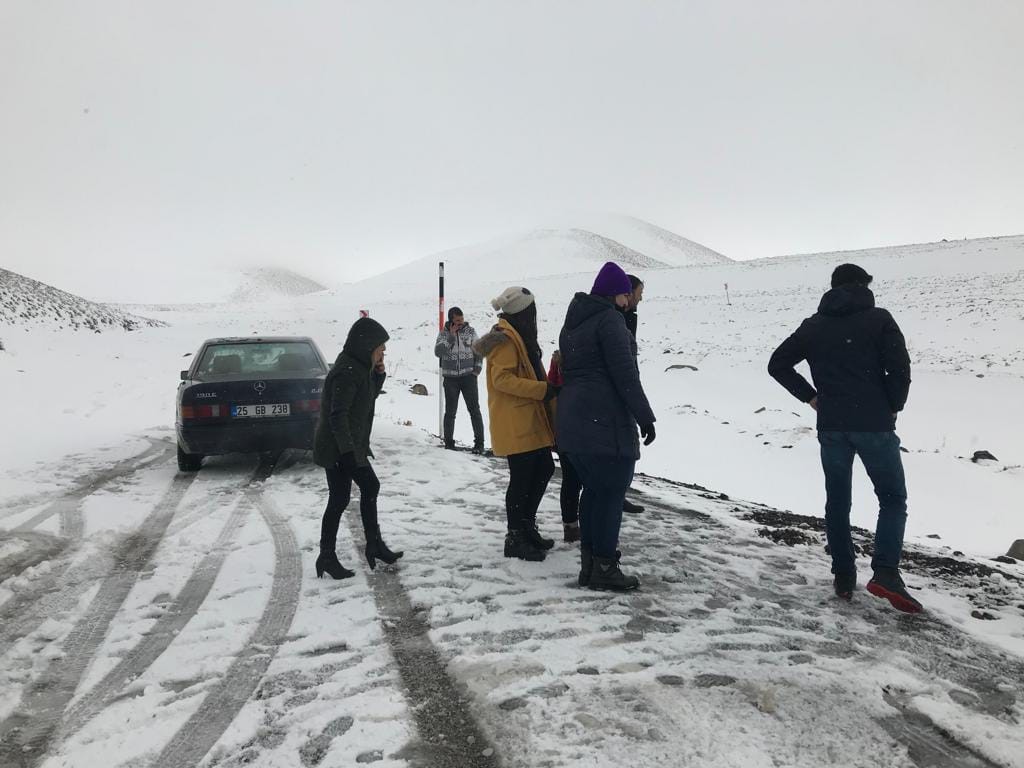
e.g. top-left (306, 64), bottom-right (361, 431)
top-left (0, 268), bottom-right (164, 333)
top-left (228, 267), bottom-right (328, 303)
top-left (362, 227), bottom-right (680, 296)
top-left (541, 212), bottom-right (730, 266)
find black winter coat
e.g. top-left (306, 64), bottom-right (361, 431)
top-left (313, 318), bottom-right (390, 468)
top-left (623, 308), bottom-right (638, 341)
top-left (556, 293), bottom-right (656, 459)
top-left (768, 285), bottom-right (911, 432)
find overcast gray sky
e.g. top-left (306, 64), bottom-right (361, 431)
top-left (2, 1), bottom-right (1022, 299)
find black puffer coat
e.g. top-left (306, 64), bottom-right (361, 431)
top-left (768, 285), bottom-right (911, 432)
top-left (556, 293), bottom-right (656, 459)
top-left (313, 318), bottom-right (390, 468)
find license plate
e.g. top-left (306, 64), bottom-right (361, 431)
top-left (232, 403), bottom-right (290, 418)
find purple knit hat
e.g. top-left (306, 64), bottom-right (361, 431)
top-left (591, 262), bottom-right (632, 297)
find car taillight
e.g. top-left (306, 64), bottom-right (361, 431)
top-left (180, 404), bottom-right (223, 419)
top-left (293, 399), bottom-right (321, 413)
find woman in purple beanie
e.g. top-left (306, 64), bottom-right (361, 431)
top-left (556, 262), bottom-right (657, 591)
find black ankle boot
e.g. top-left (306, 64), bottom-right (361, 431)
top-left (589, 554), bottom-right (639, 591)
top-left (522, 523), bottom-right (554, 551)
top-left (365, 534), bottom-right (404, 571)
top-left (316, 552), bottom-right (355, 580)
top-left (504, 530), bottom-right (546, 561)
top-left (578, 545), bottom-right (592, 587)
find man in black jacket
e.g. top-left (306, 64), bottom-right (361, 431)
top-left (768, 264), bottom-right (920, 613)
top-left (621, 274), bottom-right (646, 515)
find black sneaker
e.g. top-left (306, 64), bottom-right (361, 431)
top-left (522, 524), bottom-right (555, 551)
top-left (471, 444), bottom-right (485, 455)
top-left (622, 499), bottom-right (645, 514)
top-left (833, 571), bottom-right (856, 600)
top-left (867, 568), bottom-right (923, 614)
top-left (504, 531), bottom-right (546, 562)
top-left (589, 555), bottom-right (639, 592)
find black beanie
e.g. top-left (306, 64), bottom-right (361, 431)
top-left (831, 263), bottom-right (873, 288)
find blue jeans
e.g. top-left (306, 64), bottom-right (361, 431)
top-left (564, 453), bottom-right (635, 558)
top-left (818, 431), bottom-right (908, 574)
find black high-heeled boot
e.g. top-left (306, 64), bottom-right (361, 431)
top-left (316, 552), bottom-right (355, 580)
top-left (364, 533), bottom-right (404, 571)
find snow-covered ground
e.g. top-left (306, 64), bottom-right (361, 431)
top-left (1, 232), bottom-right (1023, 767)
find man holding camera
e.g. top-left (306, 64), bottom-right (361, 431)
top-left (435, 306), bottom-right (486, 453)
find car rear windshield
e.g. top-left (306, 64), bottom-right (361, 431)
top-left (197, 342), bottom-right (324, 377)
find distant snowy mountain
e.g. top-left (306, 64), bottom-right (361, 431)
top-left (362, 226), bottom-right (687, 295)
top-left (228, 267), bottom-right (328, 303)
top-left (542, 213), bottom-right (730, 266)
top-left (0, 267), bottom-right (164, 332)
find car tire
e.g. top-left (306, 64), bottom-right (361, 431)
top-left (177, 443), bottom-right (203, 472)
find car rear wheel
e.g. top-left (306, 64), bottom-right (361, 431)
top-left (177, 443), bottom-right (203, 472)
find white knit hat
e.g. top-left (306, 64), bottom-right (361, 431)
top-left (490, 286), bottom-right (535, 315)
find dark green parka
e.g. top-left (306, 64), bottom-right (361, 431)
top-left (313, 318), bottom-right (390, 468)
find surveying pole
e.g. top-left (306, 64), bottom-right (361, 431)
top-left (438, 262), bottom-right (445, 440)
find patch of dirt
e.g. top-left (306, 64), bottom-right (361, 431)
top-left (745, 507), bottom-right (1024, 616)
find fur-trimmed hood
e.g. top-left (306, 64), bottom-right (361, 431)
top-left (472, 325), bottom-right (512, 358)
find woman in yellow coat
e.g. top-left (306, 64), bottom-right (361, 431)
top-left (473, 286), bottom-right (558, 561)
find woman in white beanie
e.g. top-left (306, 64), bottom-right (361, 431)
top-left (473, 287), bottom-right (558, 561)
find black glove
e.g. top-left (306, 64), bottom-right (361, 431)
top-left (544, 384), bottom-right (561, 402)
top-left (640, 422), bottom-right (656, 446)
top-left (336, 452), bottom-right (358, 473)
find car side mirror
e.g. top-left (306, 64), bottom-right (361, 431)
top-left (180, 370), bottom-right (189, 380)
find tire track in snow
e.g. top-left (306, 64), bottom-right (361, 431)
top-left (58, 497), bottom-right (253, 741)
top-left (345, 515), bottom-right (502, 768)
top-left (6, 439), bottom-right (171, 533)
top-left (0, 470), bottom-right (197, 768)
top-left (152, 467), bottom-right (301, 768)
top-left (0, 532), bottom-right (65, 583)
top-left (57, 456), bottom-right (275, 741)
top-left (0, 460), bottom-right (243, 662)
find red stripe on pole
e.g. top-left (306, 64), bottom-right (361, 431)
top-left (438, 262), bottom-right (445, 329)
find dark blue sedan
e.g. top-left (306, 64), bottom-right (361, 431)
top-left (176, 336), bottom-right (328, 471)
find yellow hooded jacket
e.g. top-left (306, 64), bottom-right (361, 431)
top-left (473, 318), bottom-right (555, 457)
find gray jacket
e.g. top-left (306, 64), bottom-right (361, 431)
top-left (434, 322), bottom-right (482, 378)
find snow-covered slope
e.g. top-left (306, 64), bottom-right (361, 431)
top-left (362, 227), bottom-right (674, 296)
top-left (542, 212), bottom-right (730, 266)
top-left (0, 267), bottom-right (164, 332)
top-left (228, 267), bottom-right (328, 303)
top-left (2, 233), bottom-right (1024, 768)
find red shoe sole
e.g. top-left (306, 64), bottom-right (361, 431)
top-left (866, 581), bottom-right (923, 614)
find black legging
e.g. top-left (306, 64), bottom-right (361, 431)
top-left (505, 448), bottom-right (554, 531)
top-left (558, 452), bottom-right (583, 524)
top-left (319, 462), bottom-right (381, 554)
